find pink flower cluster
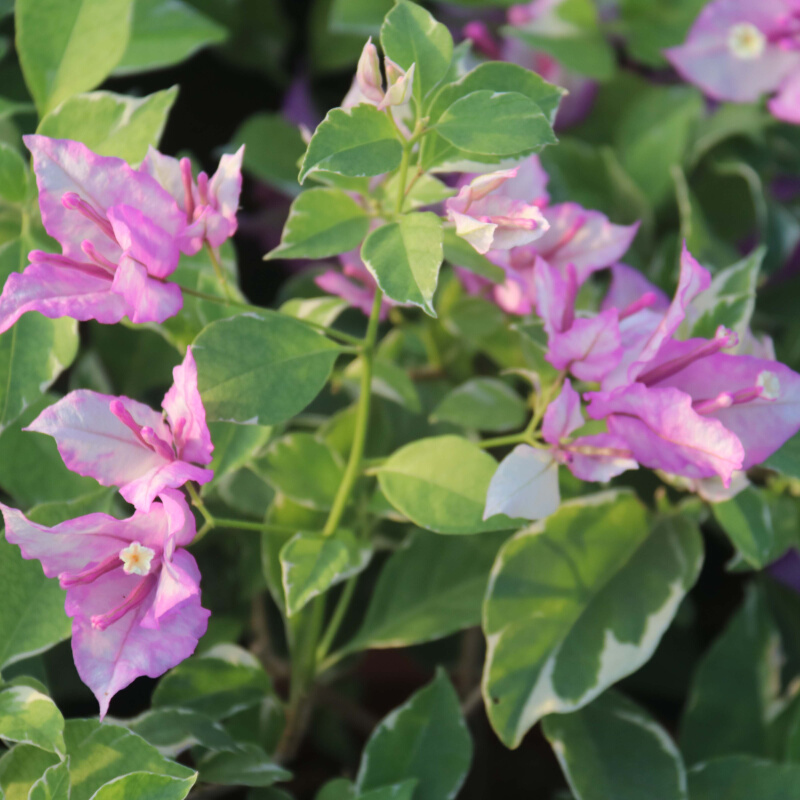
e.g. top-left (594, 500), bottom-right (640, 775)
top-left (667, 0), bottom-right (800, 124)
top-left (0, 136), bottom-right (243, 334)
top-left (487, 242), bottom-right (800, 521)
top-left (1, 348), bottom-right (214, 716)
top-left (0, 135), bottom-right (235, 716)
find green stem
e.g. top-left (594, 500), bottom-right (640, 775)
top-left (316, 576), bottom-right (359, 663)
top-left (395, 145), bottom-right (411, 215)
top-left (212, 517), bottom-right (298, 535)
top-left (277, 289), bottom-right (384, 760)
top-left (322, 289), bottom-right (383, 537)
top-left (186, 482), bottom-right (214, 527)
top-left (206, 242), bottom-right (235, 301)
top-left (477, 433), bottom-right (529, 450)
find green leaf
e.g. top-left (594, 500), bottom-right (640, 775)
top-left (198, 745), bottom-right (292, 788)
top-left (483, 502), bottom-right (703, 748)
top-left (435, 91), bottom-right (556, 157)
top-left (343, 358), bottom-right (422, 413)
top-left (0, 397), bottom-right (101, 506)
top-left (193, 311), bottom-right (343, 425)
top-left (0, 686), bottom-right (65, 754)
top-left (266, 188), bottom-right (370, 261)
top-left (299, 105), bottom-right (403, 184)
top-left (114, 0), bottom-right (226, 75)
top-left (155, 241), bottom-right (243, 350)
top-left (680, 587), bottom-right (779, 764)
top-left (206, 421), bottom-right (272, 485)
top-left (543, 690), bottom-right (689, 800)
top-left (0, 240), bottom-right (79, 433)
top-left (0, 744), bottom-right (60, 800)
top-left (232, 113), bottom-right (307, 196)
top-left (712, 486), bottom-right (789, 569)
top-left (88, 772), bottom-right (196, 800)
top-left (280, 296), bottom-right (349, 327)
top-left (281, 529), bottom-right (371, 617)
top-left (37, 87), bottom-right (178, 163)
top-left (0, 529), bottom-right (70, 670)
top-left (346, 529), bottom-right (508, 651)
top-left (126, 708), bottom-right (238, 757)
top-left (432, 378), bottom-right (527, 433)
top-left (361, 213), bottom-right (443, 316)
top-left (356, 670), bottom-right (472, 800)
top-left (28, 759), bottom-right (70, 800)
top-left (152, 644), bottom-right (272, 720)
top-left (430, 61), bottom-right (565, 128)
top-left (688, 247), bottom-right (763, 340)
top-left (380, 0), bottom-right (453, 104)
top-left (687, 755), bottom-right (800, 800)
top-left (16, 0), bottom-right (135, 115)
top-left (329, 0), bottom-right (394, 35)
top-left (765, 433), bottom-right (800, 478)
top-left (614, 85), bottom-right (703, 207)
top-left (442, 229), bottom-right (505, 284)
top-left (64, 718), bottom-right (195, 800)
top-left (258, 433), bottom-right (344, 509)
top-left (377, 435), bottom-right (522, 534)
top-left (0, 143), bottom-right (27, 204)
top-left (505, 0), bottom-right (616, 80)
top-left (618, 0), bottom-right (706, 68)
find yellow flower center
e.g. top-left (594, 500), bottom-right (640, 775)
top-left (119, 541), bottom-right (156, 576)
top-left (727, 23), bottom-right (766, 60)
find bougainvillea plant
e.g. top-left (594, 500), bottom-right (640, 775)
top-left (1, 0), bottom-right (800, 797)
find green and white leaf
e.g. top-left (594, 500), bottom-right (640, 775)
top-left (0, 143), bottom-right (28, 205)
top-left (88, 772), bottom-right (196, 800)
top-left (114, 0), bottom-right (226, 75)
top-left (152, 644), bottom-right (272, 720)
top-left (258, 433), bottom-right (344, 509)
top-left (361, 213), bottom-right (443, 316)
top-left (198, 744), bottom-right (292, 788)
top-left (432, 378), bottom-right (527, 432)
top-left (356, 670), bottom-right (472, 800)
top-left (299, 105), bottom-right (403, 184)
top-left (483, 500), bottom-right (703, 748)
top-left (687, 247), bottom-right (764, 340)
top-left (0, 744), bottom-right (60, 800)
top-left (687, 755), bottom-right (800, 800)
top-left (0, 240), bottom-right (79, 433)
top-left (16, 0), bottom-right (135, 114)
top-left (64, 718), bottom-right (196, 800)
top-left (193, 312), bottom-right (343, 425)
top-left (435, 91), bottom-right (556, 157)
top-left (543, 690), bottom-right (689, 800)
top-left (37, 88), bottom-right (178, 163)
top-left (346, 529), bottom-right (509, 652)
top-left (380, 0), bottom-right (454, 104)
top-left (680, 586), bottom-right (781, 764)
top-left (28, 758), bottom-right (70, 800)
top-left (266, 188), bottom-right (371, 260)
top-left (377, 435), bottom-right (523, 534)
top-left (0, 686), bottom-right (65, 755)
top-left (281, 529), bottom-right (372, 616)
top-left (125, 708), bottom-right (239, 757)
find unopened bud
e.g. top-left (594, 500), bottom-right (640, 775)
top-left (378, 61), bottom-right (415, 110)
top-left (356, 38), bottom-right (385, 105)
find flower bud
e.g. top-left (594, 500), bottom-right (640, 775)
top-left (356, 38), bottom-right (385, 105)
top-left (378, 61), bottom-right (415, 110)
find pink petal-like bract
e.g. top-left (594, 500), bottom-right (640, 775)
top-left (1, 491), bottom-right (209, 717)
top-left (586, 383), bottom-right (745, 486)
